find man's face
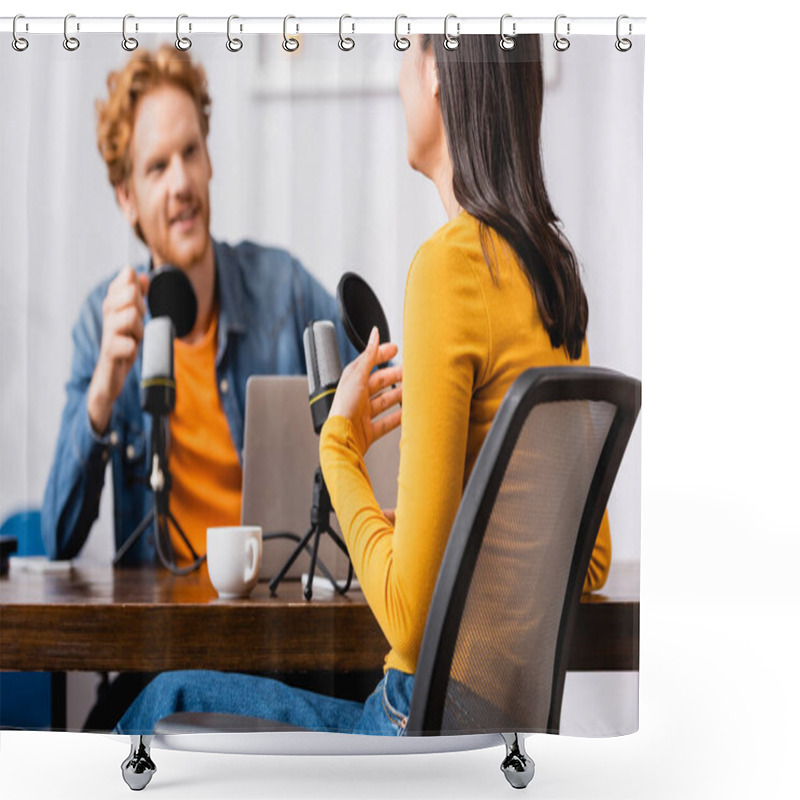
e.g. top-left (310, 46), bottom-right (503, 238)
top-left (116, 84), bottom-right (212, 271)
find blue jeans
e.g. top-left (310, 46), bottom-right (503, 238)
top-left (114, 669), bottom-right (415, 737)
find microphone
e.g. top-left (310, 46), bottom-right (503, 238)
top-left (303, 320), bottom-right (342, 435)
top-left (336, 272), bottom-right (390, 354)
top-left (116, 265), bottom-right (203, 575)
top-left (140, 317), bottom-right (176, 417)
top-left (140, 265), bottom-right (197, 416)
top-left (271, 320), bottom-right (354, 598)
top-left (148, 265), bottom-right (197, 339)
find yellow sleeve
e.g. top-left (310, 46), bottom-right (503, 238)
top-left (320, 240), bottom-right (488, 672)
top-left (583, 509), bottom-right (611, 592)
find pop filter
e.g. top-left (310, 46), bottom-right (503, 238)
top-left (336, 272), bottom-right (391, 353)
top-left (148, 265), bottom-right (198, 339)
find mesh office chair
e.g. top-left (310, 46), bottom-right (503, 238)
top-left (406, 366), bottom-right (641, 786)
top-left (124, 366), bottom-right (641, 791)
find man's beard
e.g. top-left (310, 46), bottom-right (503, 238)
top-left (163, 232), bottom-right (210, 271)
top-left (147, 200), bottom-right (211, 272)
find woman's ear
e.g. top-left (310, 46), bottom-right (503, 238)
top-left (431, 59), bottom-right (440, 101)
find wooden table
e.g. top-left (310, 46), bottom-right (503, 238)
top-left (0, 561), bottom-right (639, 674)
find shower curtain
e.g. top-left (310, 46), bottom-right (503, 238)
top-left (0, 17), bottom-right (643, 742)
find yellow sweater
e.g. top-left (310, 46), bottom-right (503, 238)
top-left (320, 211), bottom-right (611, 676)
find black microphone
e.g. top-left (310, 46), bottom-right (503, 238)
top-left (147, 265), bottom-right (198, 339)
top-left (303, 320), bottom-right (342, 435)
top-left (271, 320), bottom-right (354, 598)
top-left (336, 272), bottom-right (390, 354)
top-left (140, 317), bottom-right (176, 417)
top-left (117, 265), bottom-right (204, 575)
top-left (336, 272), bottom-right (397, 392)
top-left (140, 265), bottom-right (198, 416)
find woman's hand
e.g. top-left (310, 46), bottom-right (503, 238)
top-left (329, 326), bottom-right (403, 456)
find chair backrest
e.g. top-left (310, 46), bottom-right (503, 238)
top-left (406, 367), bottom-right (641, 736)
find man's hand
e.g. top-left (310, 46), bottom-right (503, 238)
top-left (87, 267), bottom-right (150, 434)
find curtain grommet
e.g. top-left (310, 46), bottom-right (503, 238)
top-left (338, 14), bottom-right (355, 51)
top-left (443, 14), bottom-right (460, 51)
top-left (394, 15), bottom-right (411, 51)
top-left (282, 15), bottom-right (300, 52)
top-left (615, 15), bottom-right (632, 52)
top-left (175, 14), bottom-right (192, 51)
top-left (554, 14), bottom-right (571, 51)
top-left (122, 14), bottom-right (139, 51)
top-left (500, 14), bottom-right (516, 51)
top-left (63, 13), bottom-right (80, 52)
top-left (12, 14), bottom-right (29, 52)
top-left (226, 15), bottom-right (243, 52)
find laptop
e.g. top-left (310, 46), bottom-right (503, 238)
top-left (241, 376), bottom-right (401, 581)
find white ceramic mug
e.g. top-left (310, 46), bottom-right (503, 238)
top-left (206, 526), bottom-right (263, 599)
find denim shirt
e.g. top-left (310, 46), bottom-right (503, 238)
top-left (41, 239), bottom-right (356, 564)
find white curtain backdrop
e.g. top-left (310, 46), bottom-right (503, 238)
top-left (0, 34), bottom-right (643, 570)
top-left (0, 30), bottom-right (643, 736)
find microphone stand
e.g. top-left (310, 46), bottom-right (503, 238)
top-left (269, 466), bottom-right (353, 601)
top-left (113, 415), bottom-right (205, 575)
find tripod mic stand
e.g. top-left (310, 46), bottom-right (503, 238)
top-left (269, 466), bottom-right (353, 601)
top-left (113, 415), bottom-right (205, 575)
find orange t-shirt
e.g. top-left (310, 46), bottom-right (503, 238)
top-left (168, 309), bottom-right (242, 562)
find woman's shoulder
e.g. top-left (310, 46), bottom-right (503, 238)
top-left (404, 213), bottom-right (492, 324)
top-left (422, 209), bottom-right (480, 250)
top-left (409, 211), bottom-right (482, 281)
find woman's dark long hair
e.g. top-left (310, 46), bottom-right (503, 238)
top-left (420, 34), bottom-right (587, 359)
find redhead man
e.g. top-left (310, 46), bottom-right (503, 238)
top-left (43, 45), bottom-right (354, 565)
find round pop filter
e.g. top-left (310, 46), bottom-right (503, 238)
top-left (148, 265), bottom-right (198, 339)
top-left (336, 272), bottom-right (391, 353)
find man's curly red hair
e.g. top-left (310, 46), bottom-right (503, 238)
top-left (96, 44), bottom-right (211, 187)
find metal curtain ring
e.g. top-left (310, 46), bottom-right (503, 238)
top-left (12, 14), bottom-right (29, 52)
top-left (615, 14), bottom-right (632, 52)
top-left (122, 14), bottom-right (139, 51)
top-left (394, 15), bottom-right (411, 51)
top-left (226, 15), bottom-right (243, 52)
top-left (339, 14), bottom-right (355, 51)
top-left (500, 14), bottom-right (516, 51)
top-left (63, 13), bottom-right (80, 51)
top-left (554, 14), bottom-right (571, 51)
top-left (175, 14), bottom-right (192, 51)
top-left (444, 14), bottom-right (459, 51)
top-left (282, 15), bottom-right (299, 52)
